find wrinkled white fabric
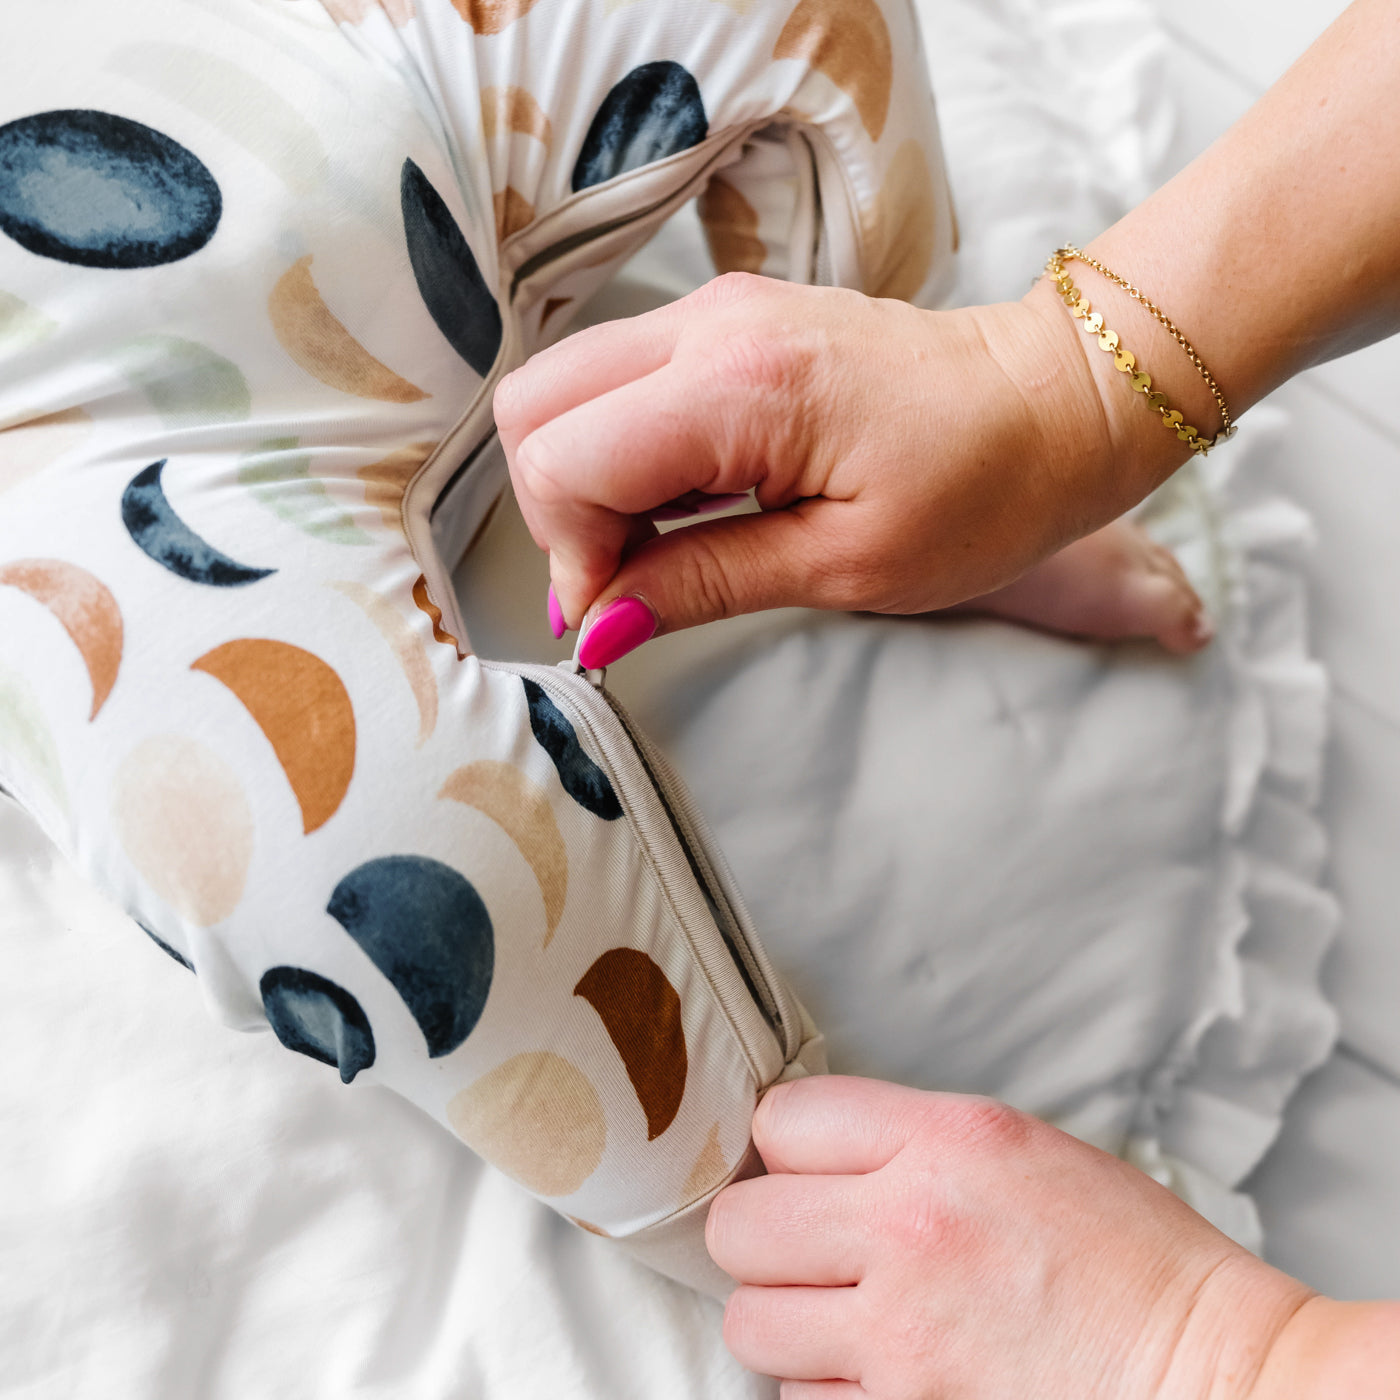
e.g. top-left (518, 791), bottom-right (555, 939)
top-left (0, 0), bottom-right (1337, 1394)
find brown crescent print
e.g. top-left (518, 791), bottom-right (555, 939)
top-left (494, 187), bottom-right (535, 243)
top-left (480, 85), bottom-right (553, 145)
top-left (450, 0), bottom-right (543, 36)
top-left (575, 948), bottom-right (687, 1141)
top-left (191, 638), bottom-right (357, 835)
top-left (697, 176), bottom-right (765, 275)
top-left (413, 574), bottom-right (465, 658)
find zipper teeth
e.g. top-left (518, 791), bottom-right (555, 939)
top-left (494, 661), bottom-right (787, 1070)
top-left (597, 687), bottom-right (784, 1032)
top-left (509, 199), bottom-right (673, 299)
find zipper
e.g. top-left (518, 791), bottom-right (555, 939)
top-left (508, 195), bottom-right (682, 301)
top-left (487, 658), bottom-right (798, 1077)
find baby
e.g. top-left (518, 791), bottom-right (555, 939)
top-left (0, 0), bottom-right (1200, 1295)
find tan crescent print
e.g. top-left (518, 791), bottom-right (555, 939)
top-left (439, 761), bottom-right (568, 943)
top-left (863, 139), bottom-right (937, 301)
top-left (774, 0), bottom-right (893, 143)
top-left (269, 257), bottom-right (428, 404)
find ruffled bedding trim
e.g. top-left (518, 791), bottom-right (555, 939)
top-left (1127, 409), bottom-right (1339, 1251)
top-left (933, 0), bottom-right (1342, 1251)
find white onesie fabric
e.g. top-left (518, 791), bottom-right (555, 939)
top-left (0, 0), bottom-right (955, 1291)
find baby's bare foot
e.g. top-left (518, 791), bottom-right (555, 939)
top-left (949, 518), bottom-right (1212, 654)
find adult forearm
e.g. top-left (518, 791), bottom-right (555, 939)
top-left (1030, 0), bottom-right (1400, 494)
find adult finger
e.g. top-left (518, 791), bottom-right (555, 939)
top-left (723, 1285), bottom-right (859, 1382)
top-left (515, 371), bottom-right (818, 624)
top-left (751, 1077), bottom-right (937, 1177)
top-left (571, 501), bottom-right (859, 653)
top-left (707, 1174), bottom-right (867, 1286)
top-left (493, 306), bottom-right (682, 461)
top-left (780, 1383), bottom-right (864, 1400)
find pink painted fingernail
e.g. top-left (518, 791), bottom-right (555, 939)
top-left (547, 584), bottom-right (567, 640)
top-left (1192, 612), bottom-right (1215, 645)
top-left (578, 596), bottom-right (658, 669)
top-left (648, 491), bottom-right (752, 522)
top-left (692, 491), bottom-right (751, 515)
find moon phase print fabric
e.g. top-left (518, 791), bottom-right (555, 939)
top-left (0, 0), bottom-right (949, 1290)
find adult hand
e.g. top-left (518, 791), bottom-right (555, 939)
top-left (495, 273), bottom-right (1190, 652)
top-left (707, 1076), bottom-right (1316, 1400)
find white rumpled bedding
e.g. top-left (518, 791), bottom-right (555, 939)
top-left (0, 0), bottom-right (1339, 1396)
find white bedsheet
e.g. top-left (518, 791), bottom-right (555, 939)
top-left (1, 0), bottom-right (1340, 1395)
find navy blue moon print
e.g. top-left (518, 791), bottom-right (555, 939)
top-left (327, 856), bottom-right (494, 1059)
top-left (0, 110), bottom-right (221, 270)
top-left (400, 159), bottom-right (502, 380)
top-left (522, 679), bottom-right (623, 821)
top-left (571, 62), bottom-right (708, 192)
top-left (260, 966), bottom-right (377, 1084)
top-left (121, 461), bottom-right (276, 587)
top-left (137, 921), bottom-right (194, 972)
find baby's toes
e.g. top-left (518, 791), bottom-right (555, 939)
top-left (1123, 564), bottom-right (1213, 655)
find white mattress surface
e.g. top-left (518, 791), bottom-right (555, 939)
top-left (0, 0), bottom-right (1356, 1394)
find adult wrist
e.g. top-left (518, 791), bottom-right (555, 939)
top-left (1246, 1297), bottom-right (1400, 1400)
top-left (1018, 273), bottom-right (1191, 520)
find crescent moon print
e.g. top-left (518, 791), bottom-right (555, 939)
top-left (238, 438), bottom-right (374, 547)
top-left (863, 139), bottom-right (936, 301)
top-left (328, 580), bottom-right (438, 746)
top-left (110, 43), bottom-right (332, 198)
top-left (0, 559), bottom-right (123, 719)
top-left (572, 62), bottom-right (708, 192)
top-left (355, 441), bottom-right (434, 534)
top-left (320, 0), bottom-right (416, 22)
top-left (110, 734), bottom-right (254, 927)
top-left (269, 257), bottom-right (428, 404)
top-left (521, 679), bottom-right (622, 820)
top-left (400, 159), bottom-right (502, 378)
top-left (575, 948), bottom-right (687, 1141)
top-left (698, 176), bottom-right (765, 274)
top-left (327, 855), bottom-right (494, 1059)
top-left (260, 965), bottom-right (377, 1084)
top-left (479, 86), bottom-right (552, 145)
top-left (448, 1051), bottom-right (606, 1197)
top-left (774, 0), bottom-right (893, 143)
top-left (439, 761), bottom-right (567, 943)
top-left (682, 1122), bottom-right (729, 1201)
top-left (137, 921), bottom-right (194, 973)
top-left (0, 661), bottom-right (68, 817)
top-left (413, 575), bottom-right (465, 657)
top-left (450, 0), bottom-right (542, 36)
top-left (191, 638), bottom-right (356, 835)
top-left (0, 290), bottom-right (57, 352)
top-left (117, 336), bottom-right (252, 426)
top-left (0, 110), bottom-right (221, 269)
top-left (494, 188), bottom-right (534, 244)
top-left (0, 407), bottom-right (93, 497)
top-left (122, 460), bottom-right (276, 587)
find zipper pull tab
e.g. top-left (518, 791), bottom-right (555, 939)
top-left (557, 652), bottom-right (607, 690)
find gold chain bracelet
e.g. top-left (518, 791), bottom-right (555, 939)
top-left (1046, 247), bottom-right (1235, 455)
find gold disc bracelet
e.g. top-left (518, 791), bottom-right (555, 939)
top-left (1046, 246), bottom-right (1234, 455)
